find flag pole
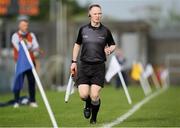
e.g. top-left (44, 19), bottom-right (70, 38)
top-left (144, 76), bottom-right (152, 93)
top-left (65, 75), bottom-right (74, 103)
top-left (118, 72), bottom-right (132, 104)
top-left (139, 76), bottom-right (151, 96)
top-left (21, 41), bottom-right (58, 128)
top-left (151, 71), bottom-right (161, 89)
top-left (139, 63), bottom-right (152, 96)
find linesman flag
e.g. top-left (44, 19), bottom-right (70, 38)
top-left (131, 62), bottom-right (143, 81)
top-left (106, 56), bottom-right (132, 104)
top-left (65, 75), bottom-right (75, 103)
top-left (13, 42), bottom-right (32, 92)
top-left (105, 56), bottom-right (122, 82)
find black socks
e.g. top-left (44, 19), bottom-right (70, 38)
top-left (85, 96), bottom-right (91, 109)
top-left (82, 96), bottom-right (92, 119)
top-left (82, 97), bottom-right (101, 123)
top-left (91, 99), bottom-right (101, 122)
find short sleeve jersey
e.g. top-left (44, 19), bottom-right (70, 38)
top-left (76, 23), bottom-right (115, 63)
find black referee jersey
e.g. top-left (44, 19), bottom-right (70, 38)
top-left (76, 23), bottom-right (115, 63)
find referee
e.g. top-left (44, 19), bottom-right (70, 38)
top-left (71, 4), bottom-right (116, 124)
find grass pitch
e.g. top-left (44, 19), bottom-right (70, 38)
top-left (0, 85), bottom-right (180, 127)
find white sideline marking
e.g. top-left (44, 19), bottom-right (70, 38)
top-left (102, 88), bottom-right (167, 128)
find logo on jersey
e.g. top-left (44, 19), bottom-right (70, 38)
top-left (98, 36), bottom-right (105, 39)
top-left (83, 35), bottom-right (88, 38)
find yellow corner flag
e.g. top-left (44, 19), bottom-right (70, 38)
top-left (131, 63), bottom-right (143, 81)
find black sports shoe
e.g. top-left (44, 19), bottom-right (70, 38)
top-left (90, 118), bottom-right (96, 124)
top-left (83, 107), bottom-right (91, 119)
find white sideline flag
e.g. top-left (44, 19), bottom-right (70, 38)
top-left (140, 76), bottom-right (152, 96)
top-left (105, 56), bottom-right (132, 104)
top-left (21, 41), bottom-right (58, 128)
top-left (65, 75), bottom-right (74, 103)
top-left (139, 63), bottom-right (152, 96)
top-left (143, 64), bottom-right (153, 78)
top-left (105, 56), bottom-right (121, 82)
top-left (143, 64), bottom-right (161, 89)
top-left (160, 69), bottom-right (169, 88)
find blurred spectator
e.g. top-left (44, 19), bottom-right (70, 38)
top-left (11, 19), bottom-right (40, 108)
top-left (114, 48), bottom-right (128, 89)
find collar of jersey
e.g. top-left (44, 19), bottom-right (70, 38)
top-left (88, 23), bottom-right (102, 30)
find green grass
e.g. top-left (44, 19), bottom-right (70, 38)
top-left (0, 85), bottom-right (180, 127)
top-left (119, 86), bottom-right (180, 127)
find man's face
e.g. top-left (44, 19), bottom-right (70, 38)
top-left (19, 21), bottom-right (29, 33)
top-left (89, 6), bottom-right (102, 23)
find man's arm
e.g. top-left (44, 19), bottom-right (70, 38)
top-left (30, 33), bottom-right (39, 51)
top-left (72, 43), bottom-right (80, 61)
top-left (71, 43), bottom-right (81, 75)
top-left (11, 33), bottom-right (19, 51)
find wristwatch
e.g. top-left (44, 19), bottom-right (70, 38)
top-left (72, 60), bottom-right (77, 63)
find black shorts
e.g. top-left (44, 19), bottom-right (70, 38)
top-left (76, 61), bottom-right (105, 87)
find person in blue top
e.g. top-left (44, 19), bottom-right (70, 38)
top-left (11, 19), bottom-right (39, 108)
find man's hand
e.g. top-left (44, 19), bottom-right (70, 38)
top-left (104, 46), bottom-right (111, 55)
top-left (70, 63), bottom-right (77, 77)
